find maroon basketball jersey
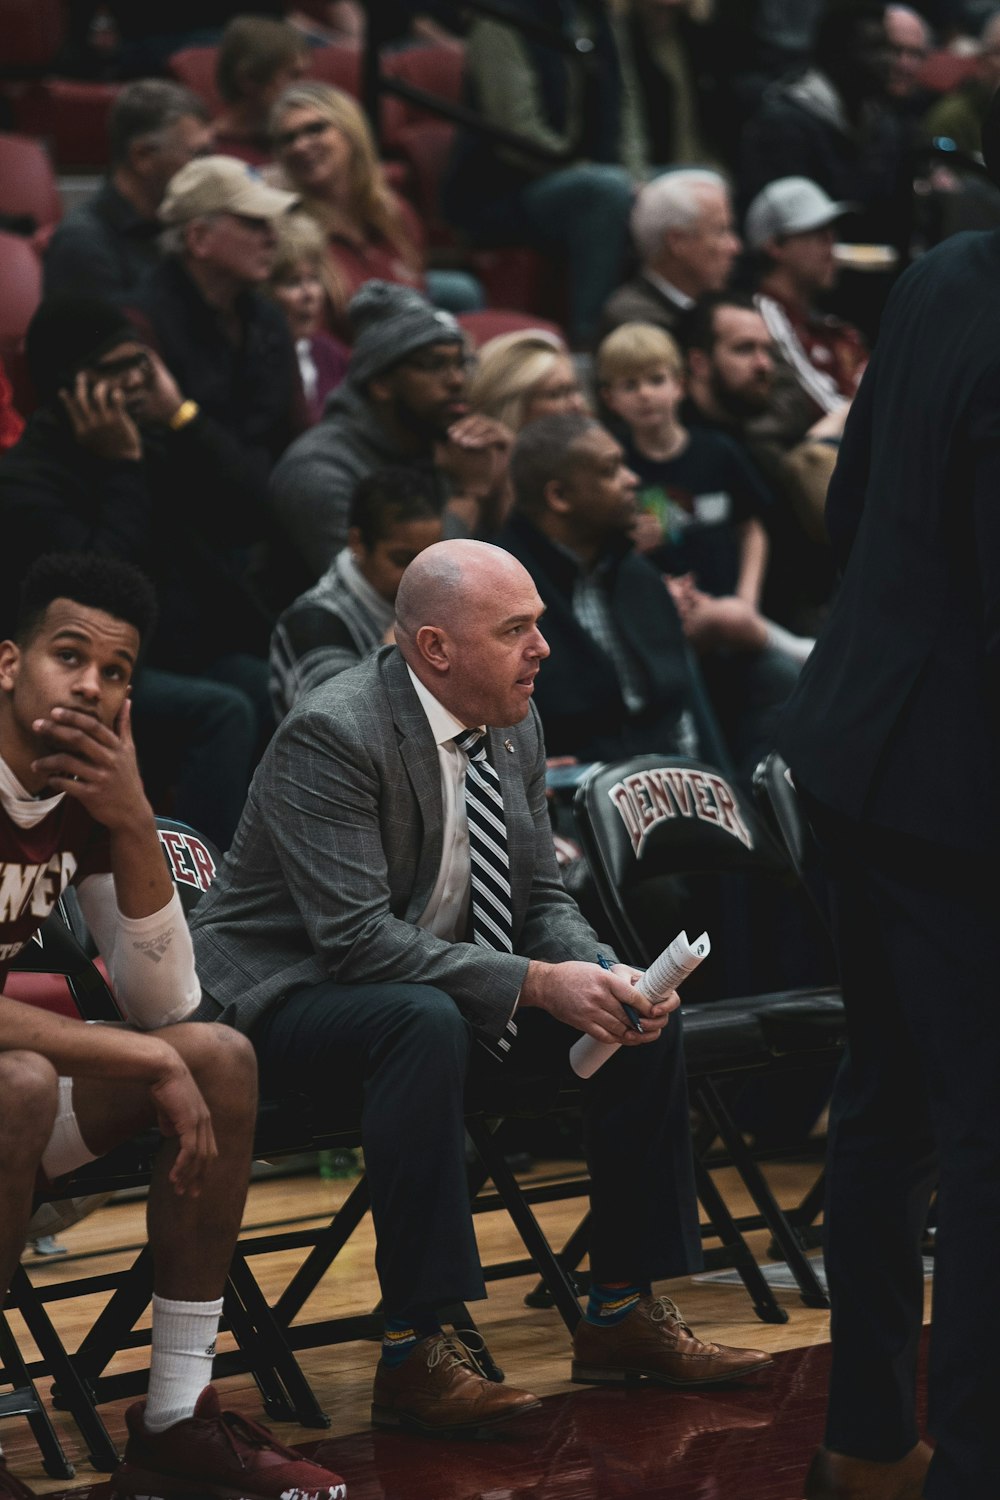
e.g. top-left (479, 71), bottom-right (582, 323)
top-left (0, 799), bottom-right (110, 986)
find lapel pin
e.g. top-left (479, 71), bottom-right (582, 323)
top-left (504, 738), bottom-right (515, 754)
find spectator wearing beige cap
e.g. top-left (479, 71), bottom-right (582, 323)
top-left (133, 156), bottom-right (308, 604)
top-left (748, 177), bottom-right (868, 420)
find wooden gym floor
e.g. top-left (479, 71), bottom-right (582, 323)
top-left (2, 1157), bottom-right (932, 1499)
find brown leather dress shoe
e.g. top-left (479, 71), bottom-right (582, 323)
top-left (571, 1294), bottom-right (774, 1388)
top-left (371, 1332), bottom-right (541, 1436)
top-left (803, 1441), bottom-right (932, 1500)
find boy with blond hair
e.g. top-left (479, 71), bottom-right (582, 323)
top-left (597, 321), bottom-right (811, 770)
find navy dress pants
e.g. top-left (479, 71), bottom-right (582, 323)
top-left (250, 979), bottom-right (703, 1317)
top-left (806, 799), bottom-right (1000, 1499)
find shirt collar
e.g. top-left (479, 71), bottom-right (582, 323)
top-left (644, 269), bottom-right (695, 310)
top-left (334, 548), bottom-right (395, 631)
top-left (0, 751), bottom-right (65, 828)
top-left (405, 664), bottom-right (481, 748)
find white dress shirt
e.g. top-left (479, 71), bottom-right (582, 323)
top-left (644, 269), bottom-right (695, 311)
top-left (407, 665), bottom-right (478, 941)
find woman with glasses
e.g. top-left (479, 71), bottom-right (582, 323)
top-left (468, 329), bottom-right (589, 433)
top-left (269, 81), bottom-right (483, 335)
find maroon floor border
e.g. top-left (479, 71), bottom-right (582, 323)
top-left (36, 1335), bottom-right (933, 1500)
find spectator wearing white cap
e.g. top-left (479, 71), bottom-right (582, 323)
top-left (748, 176), bottom-right (869, 418)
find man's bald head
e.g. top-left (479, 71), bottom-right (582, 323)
top-left (395, 540), bottom-right (533, 647)
top-left (394, 539), bottom-right (549, 727)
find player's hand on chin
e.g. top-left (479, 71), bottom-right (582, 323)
top-left (30, 699), bottom-right (151, 831)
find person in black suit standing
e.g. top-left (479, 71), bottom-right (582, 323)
top-left (778, 86), bottom-right (1000, 1500)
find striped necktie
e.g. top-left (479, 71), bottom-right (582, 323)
top-left (453, 727), bottom-right (513, 954)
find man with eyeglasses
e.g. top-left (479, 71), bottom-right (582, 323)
top-left (271, 281), bottom-right (513, 578)
top-left (137, 156), bottom-right (305, 489)
top-left (884, 4), bottom-right (932, 103)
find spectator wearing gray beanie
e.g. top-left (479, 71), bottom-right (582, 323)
top-left (271, 281), bottom-right (511, 576)
top-left (346, 281), bottom-right (463, 389)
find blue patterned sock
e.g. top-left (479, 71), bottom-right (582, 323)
top-left (381, 1312), bottom-right (441, 1367)
top-left (584, 1281), bottom-right (646, 1327)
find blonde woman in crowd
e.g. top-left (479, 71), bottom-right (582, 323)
top-left (468, 329), bottom-right (589, 433)
top-left (270, 80), bottom-right (482, 333)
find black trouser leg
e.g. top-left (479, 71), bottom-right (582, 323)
top-left (811, 805), bottom-right (1000, 1495)
top-left (252, 980), bottom-right (484, 1312)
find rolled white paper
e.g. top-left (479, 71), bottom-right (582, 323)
top-left (638, 929), bottom-right (711, 1002)
top-left (569, 930), bottom-right (711, 1079)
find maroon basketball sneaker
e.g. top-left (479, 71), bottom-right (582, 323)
top-left (110, 1385), bottom-right (347, 1500)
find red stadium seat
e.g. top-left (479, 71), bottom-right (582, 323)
top-left (458, 309), bottom-right (565, 347)
top-left (0, 226), bottom-right (42, 417)
top-left (13, 80), bottom-right (121, 170)
top-left (167, 45), bottom-right (223, 115)
top-left (0, 134), bottom-right (62, 234)
top-left (470, 244), bottom-right (568, 323)
top-left (917, 49), bottom-right (979, 96)
top-left (0, 231), bottom-right (43, 349)
top-left (306, 43), bottom-right (363, 98)
top-left (384, 95), bottom-right (568, 325)
top-left (389, 119), bottom-right (458, 248)
top-left (380, 43), bottom-right (466, 150)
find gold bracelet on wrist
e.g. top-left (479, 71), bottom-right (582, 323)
top-left (168, 399), bottom-right (200, 431)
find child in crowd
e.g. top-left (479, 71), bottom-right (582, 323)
top-left (265, 214), bottom-right (350, 424)
top-left (597, 321), bottom-right (812, 666)
top-left (269, 465), bottom-right (445, 718)
top-left (597, 320), bottom-right (811, 770)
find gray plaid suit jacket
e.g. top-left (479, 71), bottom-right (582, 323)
top-left (190, 646), bottom-right (604, 1042)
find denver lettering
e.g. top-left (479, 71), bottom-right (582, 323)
top-left (159, 830), bottom-right (216, 892)
top-left (0, 852), bottom-right (78, 923)
top-left (608, 767), bottom-right (753, 854)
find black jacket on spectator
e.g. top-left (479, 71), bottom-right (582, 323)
top-left (133, 257), bottom-right (308, 608)
top-left (739, 69), bottom-right (911, 255)
top-left (0, 406), bottom-right (273, 669)
top-left (44, 180), bottom-right (162, 304)
top-left (496, 511), bottom-right (691, 762)
top-left (134, 257), bottom-right (304, 480)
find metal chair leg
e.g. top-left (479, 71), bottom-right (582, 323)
top-left (0, 1307), bottom-right (76, 1480)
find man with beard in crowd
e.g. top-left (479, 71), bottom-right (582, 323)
top-left (683, 292), bottom-right (840, 633)
top-left (270, 283), bottom-right (513, 577)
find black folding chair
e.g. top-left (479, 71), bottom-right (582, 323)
top-left (572, 753), bottom-right (847, 1320)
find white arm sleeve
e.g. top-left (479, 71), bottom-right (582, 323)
top-left (76, 874), bottom-right (201, 1029)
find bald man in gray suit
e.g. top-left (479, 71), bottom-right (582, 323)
top-left (190, 540), bottom-right (769, 1436)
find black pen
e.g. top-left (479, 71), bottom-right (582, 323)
top-left (596, 952), bottom-right (644, 1033)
